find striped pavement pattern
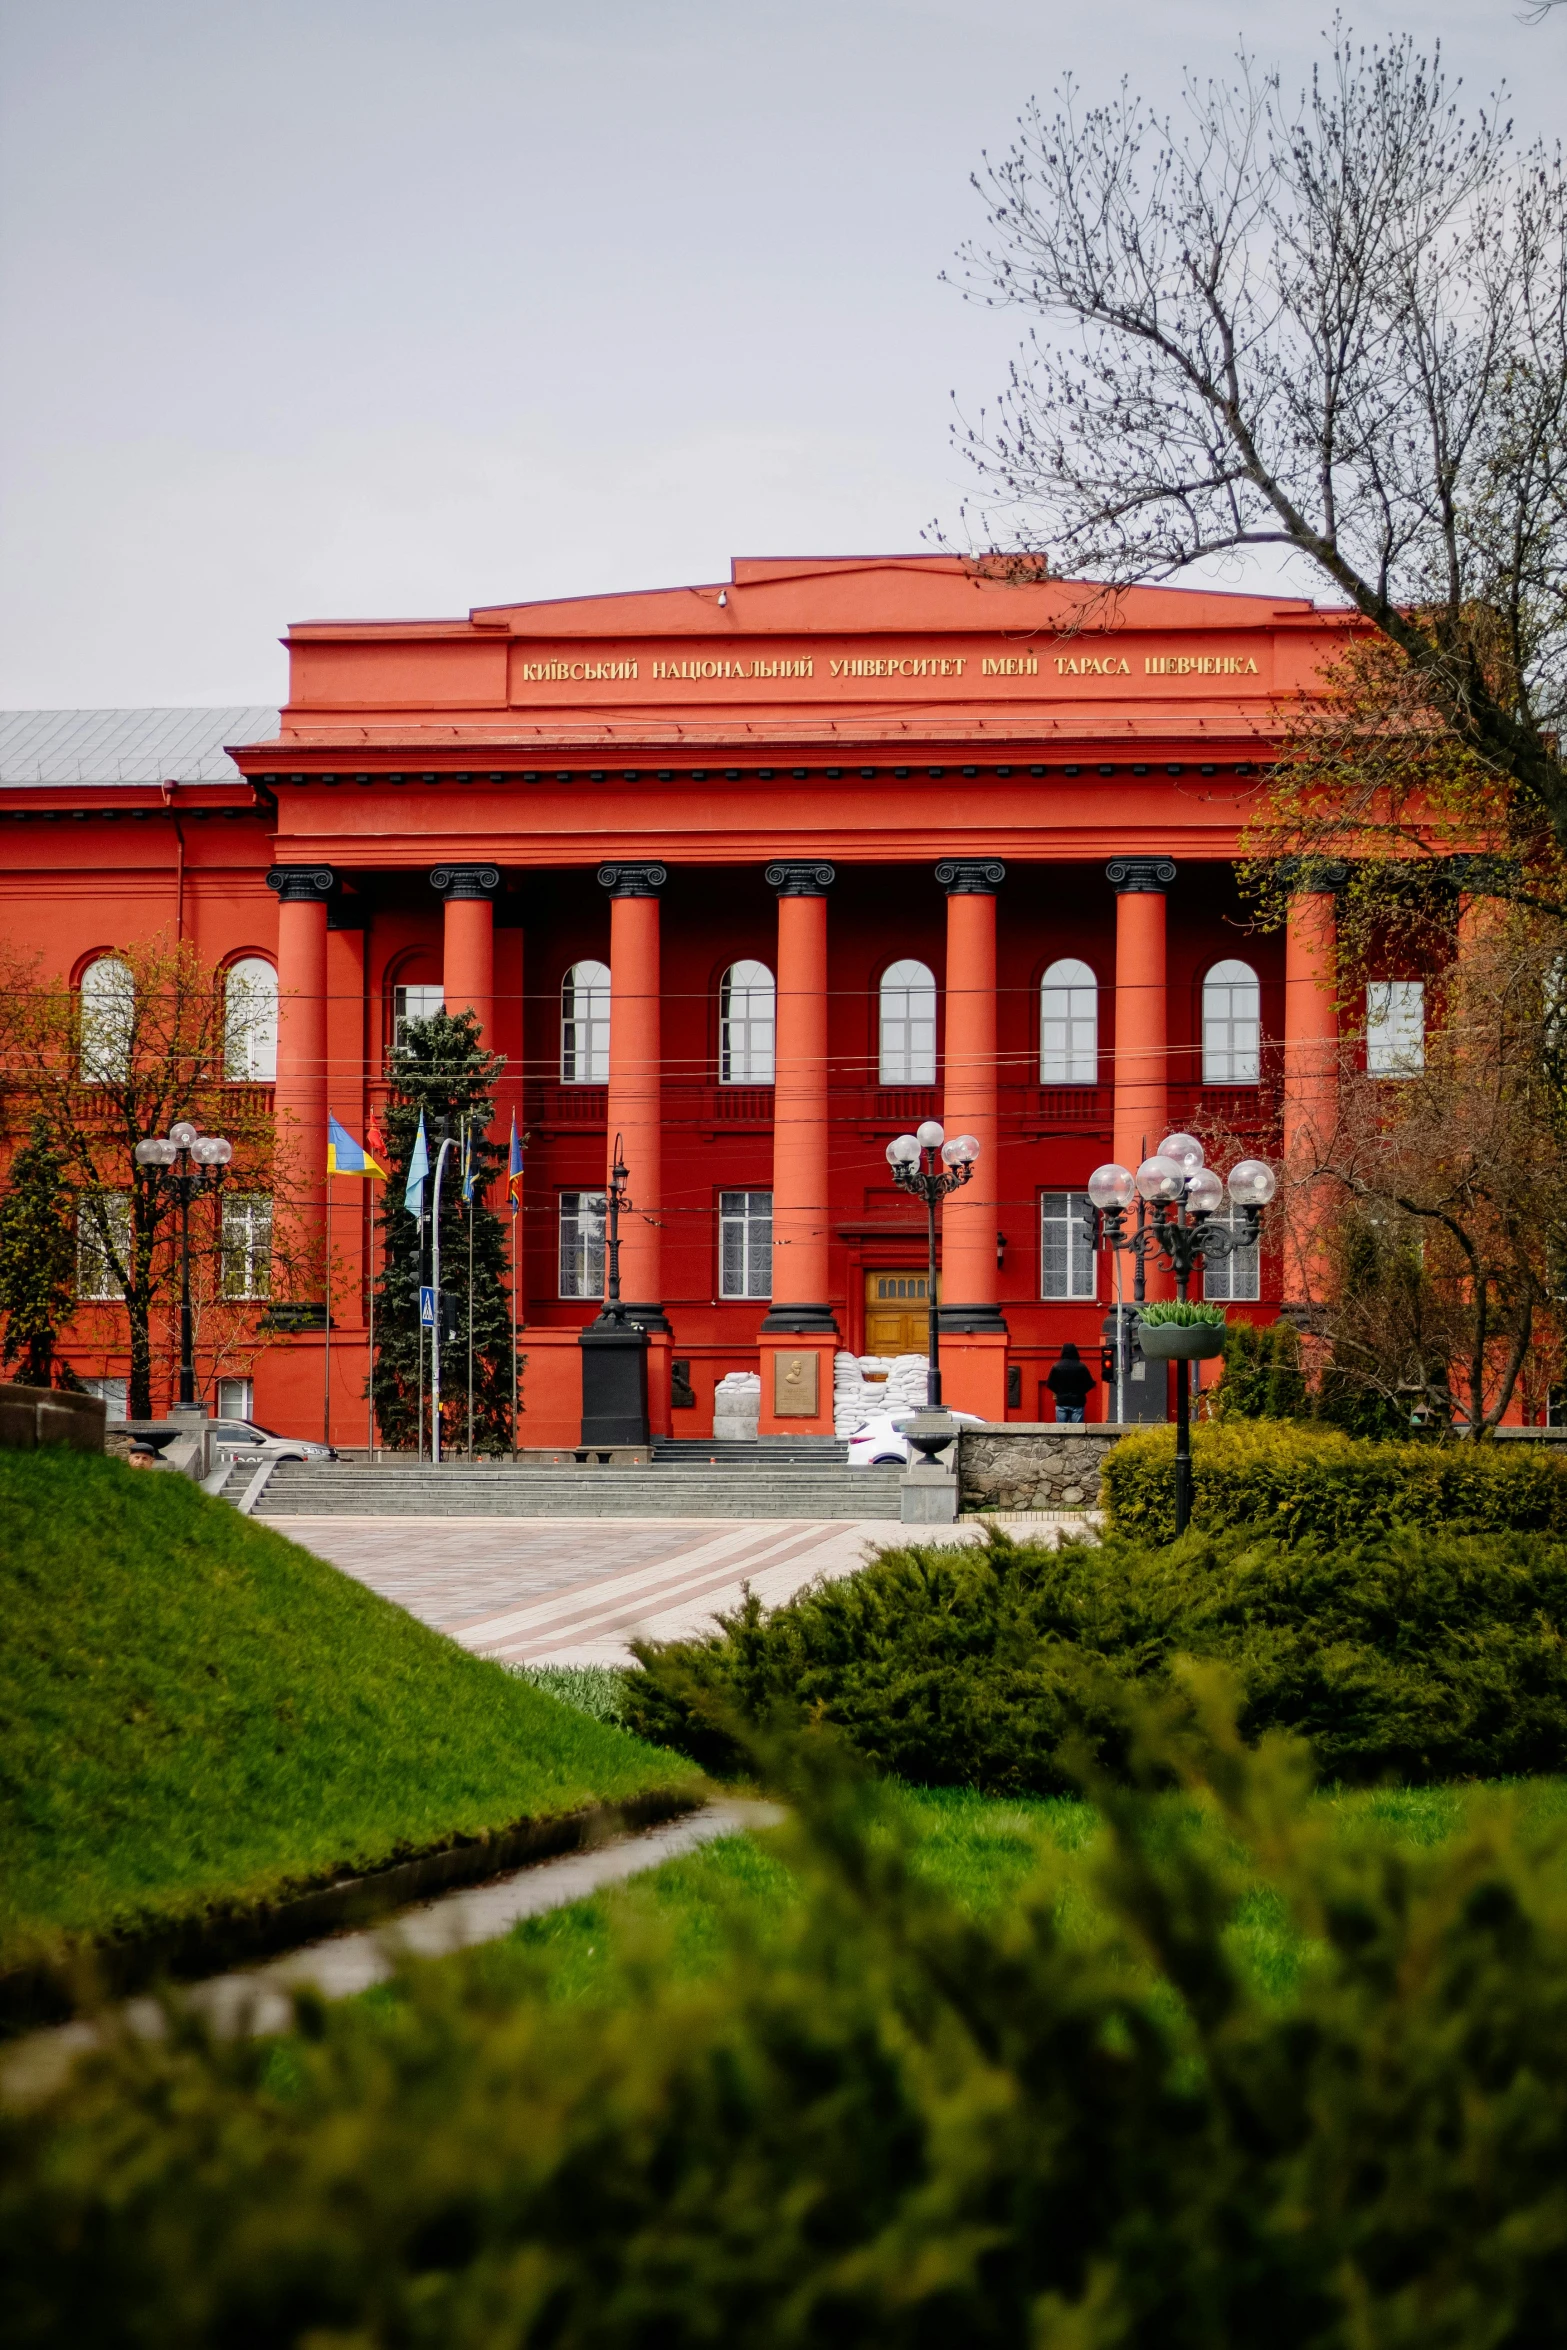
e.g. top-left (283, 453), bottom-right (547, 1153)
top-left (279, 1514), bottom-right (1058, 1666)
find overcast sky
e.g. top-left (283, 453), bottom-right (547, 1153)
top-left (1, 0), bottom-right (1562, 708)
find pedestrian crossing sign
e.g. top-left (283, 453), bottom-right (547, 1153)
top-left (419, 1285), bottom-right (437, 1327)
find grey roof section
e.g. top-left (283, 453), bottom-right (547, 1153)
top-left (0, 708), bottom-right (279, 787)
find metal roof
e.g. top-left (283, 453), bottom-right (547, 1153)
top-left (0, 708), bottom-right (277, 787)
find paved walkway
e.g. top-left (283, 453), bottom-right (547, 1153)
top-left (283, 1514), bottom-right (1071, 1665)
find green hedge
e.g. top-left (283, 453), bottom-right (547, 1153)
top-left (10, 1708), bottom-right (1567, 2347)
top-left (1102, 1420), bottom-right (1567, 1543)
top-left (624, 1522), bottom-right (1567, 1789)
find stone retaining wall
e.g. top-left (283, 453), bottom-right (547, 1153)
top-left (957, 1424), bottom-right (1131, 1514)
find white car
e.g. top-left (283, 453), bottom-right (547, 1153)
top-left (845, 1407), bottom-right (985, 1467)
top-left (208, 1417), bottom-right (336, 1464)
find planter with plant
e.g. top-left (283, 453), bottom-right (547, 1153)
top-left (1137, 1300), bottom-right (1228, 1360)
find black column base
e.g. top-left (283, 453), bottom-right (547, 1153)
top-left (618, 1300), bottom-right (671, 1334)
top-left (936, 1303), bottom-right (1008, 1335)
top-left (757, 1302), bottom-right (840, 1336)
top-left (579, 1316), bottom-right (650, 1445)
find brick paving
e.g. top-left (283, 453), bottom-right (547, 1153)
top-left (283, 1514), bottom-right (1010, 1665)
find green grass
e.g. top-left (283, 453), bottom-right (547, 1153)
top-left (396, 1773), bottom-right (1567, 2022)
top-left (0, 1452), bottom-right (702, 1977)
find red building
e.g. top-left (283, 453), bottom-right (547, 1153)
top-left (0, 557), bottom-right (1354, 1442)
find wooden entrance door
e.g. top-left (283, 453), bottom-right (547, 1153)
top-left (864, 1270), bottom-right (932, 1358)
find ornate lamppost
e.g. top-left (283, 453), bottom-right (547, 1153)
top-left (578, 1134), bottom-right (649, 1448)
top-left (1087, 1133), bottom-right (1276, 1535)
top-left (885, 1118), bottom-right (979, 1455)
top-left (133, 1119), bottom-right (234, 1411)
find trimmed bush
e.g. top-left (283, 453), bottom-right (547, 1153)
top-left (9, 1707), bottom-right (1567, 2347)
top-left (624, 1522), bottom-right (1567, 1789)
top-left (1103, 1419), bottom-right (1567, 1544)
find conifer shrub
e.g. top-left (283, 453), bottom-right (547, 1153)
top-left (1102, 1419), bottom-right (1567, 1544)
top-left (9, 1697), bottom-right (1567, 2348)
top-left (623, 1521), bottom-right (1567, 1790)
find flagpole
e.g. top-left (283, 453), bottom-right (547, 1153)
top-left (466, 1114), bottom-right (475, 1461)
top-left (366, 1170), bottom-right (376, 1460)
top-left (323, 1137), bottom-right (332, 1449)
top-left (511, 1206), bottom-right (519, 1458)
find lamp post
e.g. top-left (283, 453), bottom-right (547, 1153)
top-left (578, 1136), bottom-right (649, 1448)
top-left (1087, 1133), bottom-right (1277, 1536)
top-left (602, 1134), bottom-right (631, 1323)
top-left (885, 1118), bottom-right (979, 1454)
top-left (133, 1120), bottom-right (234, 1411)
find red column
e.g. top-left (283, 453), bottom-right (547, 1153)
top-left (432, 863), bottom-right (498, 1041)
top-left (266, 863), bottom-right (333, 1298)
top-left (935, 858), bottom-right (1007, 1418)
top-left (758, 860), bottom-right (836, 1435)
top-left (1109, 858), bottom-right (1175, 1307)
top-left (599, 862), bottom-right (665, 1318)
top-left (1282, 872), bottom-right (1341, 1307)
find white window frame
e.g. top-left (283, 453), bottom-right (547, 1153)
top-left (80, 1375), bottom-right (128, 1423)
top-left (561, 961), bottom-right (611, 1084)
top-left (217, 1376), bottom-right (254, 1421)
top-left (222, 1194), bottom-right (273, 1299)
top-left (1203, 960), bottom-right (1261, 1084)
top-left (224, 957), bottom-right (278, 1082)
top-left (1366, 979), bottom-right (1425, 1076)
top-left (79, 957), bottom-right (134, 1084)
top-left (879, 959), bottom-right (937, 1084)
top-left (77, 1192), bottom-right (131, 1300)
top-left (393, 983), bottom-right (445, 1052)
top-left (718, 1190), bottom-right (773, 1298)
top-left (1201, 1210), bottom-right (1260, 1302)
top-left (559, 1189), bottom-right (607, 1298)
top-left (719, 961), bottom-right (776, 1084)
top-left (1040, 957), bottom-right (1098, 1083)
top-left (1040, 1189), bottom-right (1097, 1301)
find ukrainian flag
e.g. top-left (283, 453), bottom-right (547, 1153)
top-left (508, 1113), bottom-right (524, 1216)
top-left (327, 1115), bottom-right (386, 1177)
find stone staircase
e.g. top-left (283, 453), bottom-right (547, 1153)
top-left (221, 1454), bottom-right (905, 1519)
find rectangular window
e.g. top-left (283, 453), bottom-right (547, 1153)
top-left (217, 1376), bottom-right (254, 1421)
top-left (222, 1195), bottom-right (273, 1299)
top-left (559, 1190), bottom-right (607, 1299)
top-left (1202, 1211), bottom-right (1260, 1302)
top-left (393, 983), bottom-right (444, 1050)
top-left (1040, 1190), bottom-right (1096, 1300)
top-left (77, 1193), bottom-right (131, 1300)
top-left (719, 1190), bottom-right (773, 1298)
top-left (80, 1375), bottom-right (128, 1422)
top-left (1367, 979), bottom-right (1425, 1075)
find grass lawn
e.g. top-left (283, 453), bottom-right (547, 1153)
top-left (0, 1452), bottom-right (702, 1982)
top-left (367, 1771), bottom-right (1567, 2021)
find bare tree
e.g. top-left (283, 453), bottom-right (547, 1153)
top-left (953, 28), bottom-right (1567, 856)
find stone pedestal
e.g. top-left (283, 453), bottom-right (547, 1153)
top-left (900, 1461), bottom-right (959, 1523)
top-left (578, 1317), bottom-right (649, 1447)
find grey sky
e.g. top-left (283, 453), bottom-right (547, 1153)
top-left (1, 0), bottom-right (1561, 707)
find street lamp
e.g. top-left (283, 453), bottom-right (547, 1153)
top-left (133, 1119), bottom-right (234, 1411)
top-left (885, 1118), bottom-right (979, 1456)
top-left (1087, 1133), bottom-right (1276, 1536)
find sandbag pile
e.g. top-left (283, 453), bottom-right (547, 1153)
top-left (833, 1353), bottom-right (928, 1436)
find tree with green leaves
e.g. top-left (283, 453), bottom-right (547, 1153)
top-left (0, 1115), bottom-right (79, 1388)
top-left (371, 1009), bottom-right (516, 1454)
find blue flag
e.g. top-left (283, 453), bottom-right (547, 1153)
top-left (404, 1108), bottom-right (429, 1218)
top-left (461, 1116), bottom-right (476, 1206)
top-left (507, 1113), bottom-right (524, 1217)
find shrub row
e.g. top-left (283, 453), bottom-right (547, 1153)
top-left (9, 1709), bottom-right (1567, 2347)
top-left (1102, 1420), bottom-right (1567, 1544)
top-left (624, 1521), bottom-right (1567, 1790)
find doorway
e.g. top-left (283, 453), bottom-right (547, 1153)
top-left (864, 1270), bottom-right (932, 1357)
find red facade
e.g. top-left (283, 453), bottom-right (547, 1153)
top-left (0, 557), bottom-right (1355, 1442)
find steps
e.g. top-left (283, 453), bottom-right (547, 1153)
top-left (651, 1436), bottom-right (849, 1467)
top-left (239, 1458), bottom-right (905, 1519)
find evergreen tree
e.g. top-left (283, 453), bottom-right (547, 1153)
top-left (371, 1011), bottom-right (517, 1454)
top-left (0, 1116), bottom-right (80, 1387)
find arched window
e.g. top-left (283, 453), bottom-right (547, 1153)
top-left (719, 959), bottom-right (775, 1084)
top-left (1040, 958), bottom-right (1098, 1083)
top-left (561, 959), bottom-right (611, 1083)
top-left (224, 957), bottom-right (277, 1082)
top-left (879, 959), bottom-right (937, 1084)
top-left (79, 956), bottom-right (134, 1083)
top-left (1203, 959), bottom-right (1261, 1083)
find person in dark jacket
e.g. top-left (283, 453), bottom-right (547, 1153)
top-left (1045, 1342), bottom-right (1095, 1423)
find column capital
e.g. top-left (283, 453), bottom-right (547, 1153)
top-left (1275, 856), bottom-right (1348, 896)
top-left (765, 859), bottom-right (835, 896)
top-left (598, 861), bottom-right (667, 898)
top-left (429, 863), bottom-right (500, 899)
top-left (1106, 856), bottom-right (1176, 894)
top-left (1445, 852), bottom-right (1519, 897)
top-left (936, 857), bottom-right (1005, 895)
top-left (265, 864), bottom-right (335, 904)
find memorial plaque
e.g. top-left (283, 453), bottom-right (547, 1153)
top-left (773, 1349), bottom-right (819, 1417)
